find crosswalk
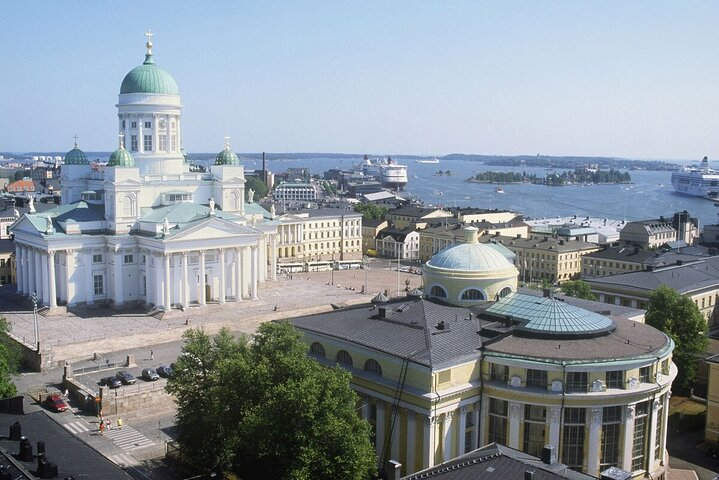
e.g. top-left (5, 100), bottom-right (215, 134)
top-left (63, 420), bottom-right (90, 435)
top-left (103, 425), bottom-right (155, 451)
top-left (109, 453), bottom-right (138, 467)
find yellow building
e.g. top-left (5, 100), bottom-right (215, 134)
top-left (275, 210), bottom-right (363, 262)
top-left (290, 234), bottom-right (676, 479)
top-left (385, 206), bottom-right (452, 230)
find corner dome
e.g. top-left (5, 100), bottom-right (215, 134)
top-left (215, 141), bottom-right (240, 165)
top-left (64, 144), bottom-right (88, 165)
top-left (120, 54), bottom-right (179, 96)
top-left (108, 147), bottom-right (135, 168)
top-left (427, 228), bottom-right (514, 273)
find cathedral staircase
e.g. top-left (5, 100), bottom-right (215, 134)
top-left (145, 307), bottom-right (165, 320)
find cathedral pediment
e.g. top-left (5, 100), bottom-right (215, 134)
top-left (165, 217), bottom-right (259, 242)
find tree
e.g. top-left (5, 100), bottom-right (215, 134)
top-left (645, 285), bottom-right (708, 390)
top-left (559, 280), bottom-right (597, 301)
top-left (166, 324), bottom-right (376, 479)
top-left (245, 176), bottom-right (269, 200)
top-left (0, 317), bottom-right (19, 398)
top-left (353, 203), bottom-right (387, 221)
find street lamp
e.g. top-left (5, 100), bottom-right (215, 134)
top-left (363, 256), bottom-right (368, 294)
top-left (31, 291), bottom-right (39, 351)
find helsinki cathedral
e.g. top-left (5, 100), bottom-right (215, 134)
top-left (10, 32), bottom-right (278, 312)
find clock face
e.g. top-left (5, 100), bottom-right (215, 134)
top-left (159, 119), bottom-right (166, 129)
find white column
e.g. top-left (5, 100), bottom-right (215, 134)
top-left (376, 401), bottom-right (385, 465)
top-left (114, 251), bottom-right (123, 306)
top-left (199, 251), bottom-right (206, 306)
top-left (15, 245), bottom-right (22, 295)
top-left (84, 251), bottom-right (93, 304)
top-left (508, 402), bottom-right (522, 450)
top-left (219, 249), bottom-right (226, 304)
top-left (621, 404), bottom-right (636, 472)
top-left (660, 393), bottom-right (670, 466)
top-left (472, 402), bottom-right (481, 450)
top-left (457, 406), bottom-right (467, 456)
top-left (154, 254), bottom-right (164, 307)
top-left (423, 416), bottom-right (436, 469)
top-left (182, 252), bottom-right (189, 307)
top-left (47, 251), bottom-right (57, 308)
top-left (40, 253), bottom-right (49, 305)
top-left (152, 114), bottom-right (159, 153)
top-left (164, 253), bottom-right (172, 310)
top-left (271, 235), bottom-right (277, 281)
top-left (235, 248), bottom-right (242, 301)
top-left (647, 399), bottom-right (661, 474)
top-left (138, 117), bottom-right (144, 153)
top-left (548, 406), bottom-right (561, 450)
top-left (66, 250), bottom-right (76, 305)
top-left (34, 250), bottom-right (42, 302)
top-left (587, 407), bottom-right (603, 476)
top-left (251, 246), bottom-right (258, 299)
top-left (443, 411), bottom-right (454, 462)
top-left (406, 411), bottom-right (416, 472)
top-left (22, 247), bottom-right (30, 295)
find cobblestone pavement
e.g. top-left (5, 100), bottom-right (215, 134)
top-left (0, 258), bottom-right (423, 363)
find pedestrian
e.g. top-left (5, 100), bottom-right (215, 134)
top-left (99, 421), bottom-right (104, 435)
top-left (117, 417), bottom-right (123, 430)
top-left (63, 388), bottom-right (69, 398)
top-left (106, 418), bottom-right (111, 430)
top-left (150, 349), bottom-right (154, 361)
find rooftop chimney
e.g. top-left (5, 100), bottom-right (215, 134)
top-left (524, 471), bottom-right (535, 480)
top-left (378, 307), bottom-right (388, 318)
top-left (540, 445), bottom-right (556, 465)
top-left (436, 320), bottom-right (445, 330)
top-left (543, 288), bottom-right (554, 299)
top-left (9, 422), bottom-right (21, 441)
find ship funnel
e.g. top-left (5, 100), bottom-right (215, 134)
top-left (702, 156), bottom-right (710, 174)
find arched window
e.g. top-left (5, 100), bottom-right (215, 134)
top-left (430, 286), bottom-right (447, 298)
top-left (230, 191), bottom-right (240, 211)
top-left (499, 287), bottom-right (513, 298)
top-left (461, 288), bottom-right (485, 301)
top-left (122, 195), bottom-right (134, 217)
top-left (336, 350), bottom-right (353, 368)
top-left (364, 359), bottom-right (383, 376)
top-left (309, 342), bottom-right (325, 359)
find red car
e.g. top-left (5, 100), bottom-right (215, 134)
top-left (45, 394), bottom-right (68, 413)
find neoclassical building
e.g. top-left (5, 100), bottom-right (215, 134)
top-left (290, 230), bottom-right (676, 479)
top-left (10, 33), bottom-right (277, 311)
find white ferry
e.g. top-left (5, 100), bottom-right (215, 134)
top-left (671, 156), bottom-right (719, 198)
top-left (357, 155), bottom-right (408, 190)
top-left (416, 157), bottom-right (440, 164)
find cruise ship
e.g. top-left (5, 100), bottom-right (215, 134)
top-left (671, 156), bottom-right (719, 198)
top-left (358, 155), bottom-right (408, 190)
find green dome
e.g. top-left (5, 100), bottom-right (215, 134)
top-left (108, 147), bottom-right (136, 168)
top-left (215, 145), bottom-right (240, 165)
top-left (120, 54), bottom-right (179, 95)
top-left (64, 146), bottom-right (88, 165)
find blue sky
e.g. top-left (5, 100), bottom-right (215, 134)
top-left (2, 1), bottom-right (718, 159)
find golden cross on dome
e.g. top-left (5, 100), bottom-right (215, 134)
top-left (73, 133), bottom-right (79, 148)
top-left (145, 30), bottom-right (154, 55)
top-left (224, 136), bottom-right (231, 149)
top-left (118, 132), bottom-right (125, 149)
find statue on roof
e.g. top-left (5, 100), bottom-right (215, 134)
top-left (46, 216), bottom-right (54, 234)
top-left (247, 188), bottom-right (255, 204)
top-left (270, 204), bottom-right (276, 219)
top-left (209, 197), bottom-right (216, 216)
top-left (162, 217), bottom-right (170, 236)
top-left (28, 195), bottom-right (35, 214)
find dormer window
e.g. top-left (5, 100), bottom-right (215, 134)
top-left (163, 192), bottom-right (193, 205)
top-left (81, 191), bottom-right (103, 204)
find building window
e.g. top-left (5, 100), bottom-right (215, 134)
top-left (92, 254), bottom-right (103, 263)
top-left (488, 398), bottom-right (508, 446)
top-left (336, 350), bottom-right (353, 368)
top-left (526, 369), bottom-right (547, 389)
top-left (523, 404), bottom-right (546, 458)
top-left (144, 134), bottom-right (152, 151)
top-left (639, 366), bottom-right (651, 383)
top-left (606, 370), bottom-right (623, 388)
top-left (498, 286), bottom-right (513, 298)
top-left (130, 135), bottom-right (138, 151)
top-left (464, 409), bottom-right (475, 453)
top-left (144, 121), bottom-right (151, 129)
top-left (93, 274), bottom-right (104, 295)
top-left (461, 288), bottom-right (485, 301)
top-left (309, 342), bottom-right (325, 358)
top-left (655, 394), bottom-right (665, 460)
top-left (171, 134), bottom-right (177, 151)
top-left (364, 359), bottom-right (382, 376)
top-left (131, 121), bottom-right (137, 129)
top-left (430, 285), bottom-right (447, 298)
top-left (124, 254), bottom-right (133, 264)
top-left (159, 135), bottom-right (167, 151)
top-left (632, 401), bottom-right (649, 472)
top-left (562, 408), bottom-right (585, 470)
top-left (566, 372), bottom-right (588, 392)
top-left (600, 406), bottom-right (622, 470)
top-left (490, 363), bottom-right (508, 383)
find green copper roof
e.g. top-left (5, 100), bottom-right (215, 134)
top-left (108, 147), bottom-right (135, 167)
top-left (64, 146), bottom-right (88, 165)
top-left (485, 292), bottom-right (616, 338)
top-left (120, 54), bottom-right (179, 95)
top-left (215, 146), bottom-right (240, 166)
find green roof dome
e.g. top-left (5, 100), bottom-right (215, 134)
top-left (108, 146), bottom-right (135, 168)
top-left (64, 144), bottom-right (88, 165)
top-left (215, 142), bottom-right (240, 166)
top-left (120, 53), bottom-right (179, 96)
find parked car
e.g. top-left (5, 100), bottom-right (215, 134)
top-left (115, 371), bottom-right (136, 385)
top-left (156, 365), bottom-right (173, 378)
top-left (99, 376), bottom-right (122, 389)
top-left (141, 368), bottom-right (160, 381)
top-left (44, 394), bottom-right (68, 412)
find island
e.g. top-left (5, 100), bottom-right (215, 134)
top-left (466, 168), bottom-right (632, 185)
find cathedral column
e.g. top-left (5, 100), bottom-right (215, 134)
top-left (26, 248), bottom-right (34, 296)
top-left (34, 249), bottom-right (42, 302)
top-left (271, 234), bottom-right (277, 280)
top-left (47, 251), bottom-right (57, 308)
top-left (587, 408), bottom-right (603, 476)
top-left (199, 251), bottom-right (206, 306)
top-left (235, 248), bottom-right (242, 301)
top-left (181, 252), bottom-right (189, 307)
top-left (138, 116), bottom-right (144, 153)
top-left (154, 254), bottom-right (164, 307)
top-left (22, 247), bottom-right (30, 295)
top-left (508, 402), bottom-right (522, 450)
top-left (548, 406), bottom-right (561, 451)
top-left (443, 411), bottom-right (454, 462)
top-left (219, 249), bottom-right (226, 304)
top-left (423, 416), bottom-right (437, 469)
top-left (40, 252), bottom-right (49, 305)
top-left (66, 249), bottom-right (76, 305)
top-left (406, 411), bottom-right (416, 473)
top-left (152, 114), bottom-right (159, 153)
top-left (15, 245), bottom-right (23, 295)
top-left (251, 246), bottom-right (258, 299)
top-left (621, 404), bottom-right (636, 472)
top-left (114, 250), bottom-right (124, 306)
top-left (84, 250), bottom-right (93, 304)
top-left (164, 253), bottom-right (172, 310)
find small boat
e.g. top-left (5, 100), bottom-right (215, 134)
top-left (416, 158), bottom-right (440, 164)
top-left (495, 187), bottom-right (505, 194)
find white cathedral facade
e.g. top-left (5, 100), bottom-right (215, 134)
top-left (11, 33), bottom-right (278, 312)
